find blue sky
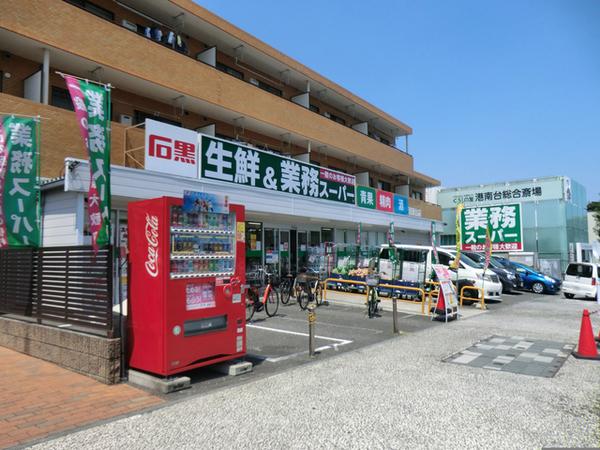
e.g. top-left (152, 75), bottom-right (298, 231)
top-left (197, 1), bottom-right (600, 202)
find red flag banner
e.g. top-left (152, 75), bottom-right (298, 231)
top-left (62, 75), bottom-right (111, 251)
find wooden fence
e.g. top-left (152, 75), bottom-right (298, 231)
top-left (0, 246), bottom-right (113, 336)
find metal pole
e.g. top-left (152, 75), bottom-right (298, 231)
top-left (308, 303), bottom-right (316, 357)
top-left (42, 49), bottom-right (50, 105)
top-left (392, 297), bottom-right (399, 334)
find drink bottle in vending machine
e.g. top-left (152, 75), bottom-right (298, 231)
top-left (127, 195), bottom-right (246, 376)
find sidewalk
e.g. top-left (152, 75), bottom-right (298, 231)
top-left (29, 295), bottom-right (600, 449)
top-left (0, 347), bottom-right (163, 449)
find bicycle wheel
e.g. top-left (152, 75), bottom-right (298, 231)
top-left (246, 290), bottom-right (257, 322)
top-left (298, 283), bottom-right (311, 310)
top-left (367, 289), bottom-right (378, 318)
top-left (279, 278), bottom-right (292, 305)
top-left (314, 282), bottom-right (324, 306)
top-left (264, 288), bottom-right (280, 317)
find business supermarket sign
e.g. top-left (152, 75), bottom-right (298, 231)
top-left (460, 203), bottom-right (523, 251)
top-left (200, 135), bottom-right (356, 205)
top-left (143, 120), bottom-right (417, 215)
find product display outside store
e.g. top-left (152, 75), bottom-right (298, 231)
top-left (460, 203), bottom-right (523, 251)
top-left (200, 135), bottom-right (356, 205)
top-left (0, 115), bottom-right (40, 247)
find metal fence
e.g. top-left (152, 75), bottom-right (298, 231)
top-left (0, 246), bottom-right (113, 336)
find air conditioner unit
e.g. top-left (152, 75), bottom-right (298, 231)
top-left (119, 114), bottom-right (133, 126)
top-left (121, 19), bottom-right (138, 32)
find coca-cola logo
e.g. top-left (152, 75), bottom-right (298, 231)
top-left (144, 214), bottom-right (159, 277)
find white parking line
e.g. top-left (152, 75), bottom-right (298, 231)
top-left (246, 323), bottom-right (353, 363)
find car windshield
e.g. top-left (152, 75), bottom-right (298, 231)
top-left (450, 252), bottom-right (480, 268)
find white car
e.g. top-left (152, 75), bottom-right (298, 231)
top-left (378, 244), bottom-right (503, 302)
top-left (562, 262), bottom-right (599, 300)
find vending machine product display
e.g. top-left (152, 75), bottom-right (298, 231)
top-left (128, 195), bottom-right (246, 376)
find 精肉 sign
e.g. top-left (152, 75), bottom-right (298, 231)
top-left (200, 136), bottom-right (356, 205)
top-left (460, 203), bottom-right (523, 251)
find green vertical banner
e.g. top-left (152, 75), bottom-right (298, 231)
top-left (63, 75), bottom-right (111, 251)
top-left (0, 115), bottom-right (40, 247)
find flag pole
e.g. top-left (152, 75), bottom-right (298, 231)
top-left (55, 71), bottom-right (115, 90)
top-left (0, 113), bottom-right (50, 120)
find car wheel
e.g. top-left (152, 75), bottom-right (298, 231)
top-left (532, 282), bottom-right (544, 295)
top-left (564, 293), bottom-right (574, 299)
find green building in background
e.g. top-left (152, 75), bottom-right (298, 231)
top-left (429, 176), bottom-right (588, 278)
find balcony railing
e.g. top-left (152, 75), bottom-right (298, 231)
top-left (62, 0), bottom-right (409, 154)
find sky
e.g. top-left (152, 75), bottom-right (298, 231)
top-left (196, 0), bottom-right (600, 202)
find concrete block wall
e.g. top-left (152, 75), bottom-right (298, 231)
top-left (0, 317), bottom-right (121, 384)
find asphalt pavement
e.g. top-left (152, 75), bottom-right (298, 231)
top-left (28, 291), bottom-right (600, 449)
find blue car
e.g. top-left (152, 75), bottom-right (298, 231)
top-left (510, 262), bottom-right (562, 295)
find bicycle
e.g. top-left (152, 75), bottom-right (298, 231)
top-left (365, 273), bottom-right (381, 318)
top-left (246, 269), bottom-right (280, 321)
top-left (279, 273), bottom-right (295, 306)
top-left (296, 270), bottom-right (324, 310)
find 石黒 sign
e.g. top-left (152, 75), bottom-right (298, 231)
top-left (145, 119), bottom-right (198, 179)
top-left (460, 203), bottom-right (523, 251)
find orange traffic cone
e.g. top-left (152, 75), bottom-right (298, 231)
top-left (436, 291), bottom-right (446, 312)
top-left (573, 309), bottom-right (600, 360)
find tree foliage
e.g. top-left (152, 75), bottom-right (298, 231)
top-left (588, 199), bottom-right (600, 240)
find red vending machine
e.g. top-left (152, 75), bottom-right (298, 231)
top-left (128, 194), bottom-right (246, 376)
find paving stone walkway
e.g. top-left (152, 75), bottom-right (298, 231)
top-left (443, 335), bottom-right (574, 377)
top-left (0, 347), bottom-right (163, 449)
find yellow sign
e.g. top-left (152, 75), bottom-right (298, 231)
top-left (308, 312), bottom-right (316, 324)
top-left (451, 204), bottom-right (464, 268)
top-left (236, 221), bottom-right (245, 243)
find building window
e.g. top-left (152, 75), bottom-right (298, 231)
top-left (377, 180), bottom-right (391, 192)
top-left (51, 87), bottom-right (74, 111)
top-left (253, 79), bottom-right (282, 97)
top-left (216, 62), bottom-right (244, 80)
top-left (327, 113), bottom-right (346, 126)
top-left (328, 165), bottom-right (347, 174)
top-left (65, 0), bottom-right (115, 21)
top-left (411, 191), bottom-right (423, 201)
top-left (133, 110), bottom-right (181, 127)
top-left (440, 235), bottom-right (457, 246)
top-left (309, 104), bottom-right (320, 114)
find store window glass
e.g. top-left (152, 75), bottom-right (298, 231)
top-left (309, 231), bottom-right (320, 247)
top-left (321, 227), bottom-right (334, 244)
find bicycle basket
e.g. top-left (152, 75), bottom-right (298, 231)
top-left (365, 274), bottom-right (380, 287)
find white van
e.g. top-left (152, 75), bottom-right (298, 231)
top-left (562, 262), bottom-right (599, 300)
top-left (378, 244), bottom-right (503, 301)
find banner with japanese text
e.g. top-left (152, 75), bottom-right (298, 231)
top-left (356, 186), bottom-right (376, 209)
top-left (460, 203), bottom-right (523, 252)
top-left (200, 135), bottom-right (355, 205)
top-left (0, 116), bottom-right (40, 247)
top-left (63, 75), bottom-right (111, 251)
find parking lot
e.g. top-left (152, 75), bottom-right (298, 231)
top-left (168, 289), bottom-right (530, 399)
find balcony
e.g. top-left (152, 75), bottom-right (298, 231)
top-left (0, 0), bottom-right (421, 179)
top-left (408, 198), bottom-right (442, 221)
top-left (0, 93), bottom-right (143, 179)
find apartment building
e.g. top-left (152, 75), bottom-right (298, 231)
top-left (0, 0), bottom-right (441, 276)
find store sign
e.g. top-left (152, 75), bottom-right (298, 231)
top-left (356, 186), bottom-right (376, 209)
top-left (376, 190), bottom-right (393, 212)
top-left (145, 119), bottom-right (198, 179)
top-left (393, 194), bottom-right (409, 215)
top-left (460, 203), bottom-right (523, 251)
top-left (200, 136), bottom-right (356, 205)
top-left (437, 177), bottom-right (567, 208)
top-left (0, 116), bottom-right (40, 247)
top-left (432, 264), bottom-right (458, 309)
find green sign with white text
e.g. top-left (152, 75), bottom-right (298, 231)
top-left (200, 136), bottom-right (356, 205)
top-left (0, 116), bottom-right (40, 247)
top-left (460, 203), bottom-right (523, 252)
